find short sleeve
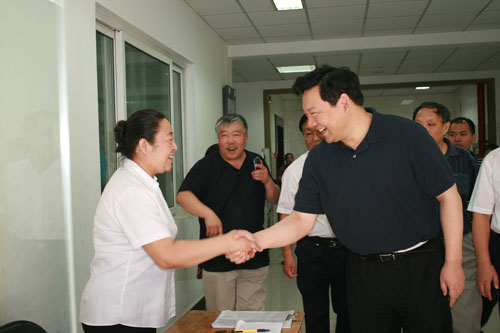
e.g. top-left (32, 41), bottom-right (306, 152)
top-left (114, 187), bottom-right (172, 249)
top-left (294, 150), bottom-right (324, 214)
top-left (178, 159), bottom-right (206, 197)
top-left (276, 161), bottom-right (302, 215)
top-left (468, 154), bottom-right (495, 215)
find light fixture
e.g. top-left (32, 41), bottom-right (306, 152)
top-left (277, 65), bottom-right (315, 74)
top-left (400, 99), bottom-right (414, 105)
top-left (415, 86), bottom-right (430, 90)
top-left (272, 0), bottom-right (303, 11)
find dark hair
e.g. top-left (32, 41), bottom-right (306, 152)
top-left (292, 65), bottom-right (364, 106)
top-left (215, 113), bottom-right (248, 134)
top-left (412, 102), bottom-right (450, 123)
top-left (114, 109), bottom-right (166, 159)
top-left (299, 114), bottom-right (308, 133)
top-left (205, 143), bottom-right (219, 156)
top-left (485, 143), bottom-right (498, 151)
top-left (285, 153), bottom-right (294, 159)
top-left (450, 117), bottom-right (476, 135)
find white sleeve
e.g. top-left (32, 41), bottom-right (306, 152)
top-left (276, 163), bottom-right (302, 215)
top-left (468, 154), bottom-right (495, 215)
top-left (114, 187), bottom-right (172, 249)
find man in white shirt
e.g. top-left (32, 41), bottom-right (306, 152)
top-left (277, 115), bottom-right (350, 332)
top-left (469, 148), bottom-right (500, 320)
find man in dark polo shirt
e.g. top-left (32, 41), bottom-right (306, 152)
top-left (246, 66), bottom-right (465, 332)
top-left (413, 102), bottom-right (479, 333)
top-left (176, 113), bottom-right (280, 311)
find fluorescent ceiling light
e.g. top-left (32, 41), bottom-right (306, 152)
top-left (273, 0), bottom-right (303, 11)
top-left (400, 99), bottom-right (414, 105)
top-left (277, 65), bottom-right (315, 74)
top-left (415, 86), bottom-right (430, 90)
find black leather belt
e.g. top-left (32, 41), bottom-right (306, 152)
top-left (304, 236), bottom-right (343, 248)
top-left (359, 238), bottom-right (437, 263)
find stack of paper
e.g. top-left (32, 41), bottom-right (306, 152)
top-left (211, 310), bottom-right (295, 329)
top-left (235, 320), bottom-right (282, 333)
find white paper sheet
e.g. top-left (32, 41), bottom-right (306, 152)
top-left (235, 320), bottom-right (282, 333)
top-left (211, 310), bottom-right (295, 329)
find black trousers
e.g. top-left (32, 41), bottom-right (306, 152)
top-left (346, 238), bottom-right (452, 333)
top-left (296, 236), bottom-right (350, 333)
top-left (82, 323), bottom-right (155, 333)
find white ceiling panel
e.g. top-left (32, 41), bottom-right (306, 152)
top-left (264, 35), bottom-right (313, 43)
top-left (367, 1), bottom-right (427, 18)
top-left (185, 0), bottom-right (241, 15)
top-left (268, 54), bottom-right (316, 66)
top-left (258, 24), bottom-right (310, 38)
top-left (307, 0), bottom-right (366, 8)
top-left (397, 46), bottom-right (455, 74)
top-left (488, 0), bottom-right (500, 10)
top-left (315, 54), bottom-right (360, 70)
top-left (204, 14), bottom-right (251, 29)
top-left (437, 46), bottom-right (500, 72)
top-left (248, 10), bottom-right (307, 26)
top-left (426, 0), bottom-right (491, 14)
top-left (314, 31), bottom-right (365, 39)
top-left (469, 10), bottom-right (500, 26)
top-left (311, 20), bottom-right (363, 35)
top-left (364, 16), bottom-right (420, 31)
top-left (417, 13), bottom-right (475, 29)
top-left (362, 89), bottom-right (384, 97)
top-left (476, 52), bottom-right (500, 71)
top-left (239, 0), bottom-right (275, 12)
top-left (226, 37), bottom-right (265, 45)
top-left (216, 26), bottom-right (260, 39)
top-left (308, 5), bottom-right (366, 20)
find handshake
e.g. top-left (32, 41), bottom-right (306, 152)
top-left (224, 230), bottom-right (263, 264)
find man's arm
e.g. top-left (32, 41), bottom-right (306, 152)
top-left (436, 183), bottom-right (465, 307)
top-left (252, 162), bottom-right (280, 204)
top-left (255, 210), bottom-right (316, 249)
top-left (280, 213), bottom-right (298, 278)
top-left (472, 212), bottom-right (498, 299)
top-left (176, 190), bottom-right (223, 237)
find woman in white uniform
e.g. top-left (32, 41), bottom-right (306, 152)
top-left (80, 109), bottom-right (258, 332)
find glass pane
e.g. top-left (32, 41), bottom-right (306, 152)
top-left (173, 70), bottom-right (184, 194)
top-left (0, 1), bottom-right (71, 331)
top-left (96, 31), bottom-right (117, 191)
top-left (125, 42), bottom-right (174, 206)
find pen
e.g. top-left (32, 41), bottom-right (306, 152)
top-left (232, 330), bottom-right (270, 332)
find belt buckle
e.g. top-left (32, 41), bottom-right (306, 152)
top-left (329, 240), bottom-right (341, 248)
top-left (378, 253), bottom-right (396, 263)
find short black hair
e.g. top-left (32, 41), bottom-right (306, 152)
top-left (215, 113), bottom-right (248, 134)
top-left (299, 114), bottom-right (308, 133)
top-left (114, 109), bottom-right (166, 159)
top-left (412, 102), bottom-right (450, 123)
top-left (292, 65), bottom-right (364, 106)
top-left (450, 117), bottom-right (476, 135)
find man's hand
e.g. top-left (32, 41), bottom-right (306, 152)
top-left (440, 261), bottom-right (465, 307)
top-left (283, 254), bottom-right (297, 278)
top-left (251, 161), bottom-right (271, 184)
top-left (225, 230), bottom-right (262, 264)
top-left (204, 211), bottom-right (223, 237)
top-left (477, 261), bottom-right (499, 300)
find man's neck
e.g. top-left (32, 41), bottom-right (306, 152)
top-left (342, 106), bottom-right (373, 150)
top-left (223, 152), bottom-right (246, 170)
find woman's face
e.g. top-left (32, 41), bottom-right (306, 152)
top-left (149, 119), bottom-right (178, 175)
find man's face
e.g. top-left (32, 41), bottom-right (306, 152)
top-left (449, 122), bottom-right (476, 151)
top-left (302, 85), bottom-right (345, 144)
top-left (414, 108), bottom-right (450, 145)
top-left (217, 122), bottom-right (248, 162)
top-left (302, 119), bottom-right (323, 151)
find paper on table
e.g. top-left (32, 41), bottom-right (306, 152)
top-left (235, 320), bottom-right (282, 333)
top-left (211, 310), bottom-right (294, 328)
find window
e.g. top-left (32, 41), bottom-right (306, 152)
top-left (96, 27), bottom-right (184, 206)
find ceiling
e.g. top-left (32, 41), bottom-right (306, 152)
top-left (184, 0), bottom-right (500, 83)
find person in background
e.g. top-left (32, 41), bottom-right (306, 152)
top-left (176, 113), bottom-right (280, 311)
top-left (469, 147), bottom-right (500, 329)
top-left (79, 109), bottom-right (259, 332)
top-left (449, 117), bottom-right (477, 156)
top-left (231, 66), bottom-right (464, 332)
top-left (278, 114), bottom-right (349, 332)
top-left (413, 102), bottom-right (480, 333)
top-left (278, 152), bottom-right (294, 183)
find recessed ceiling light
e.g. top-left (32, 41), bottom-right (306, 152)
top-left (415, 86), bottom-right (430, 90)
top-left (273, 0), bottom-right (303, 11)
top-left (277, 65), bottom-right (315, 74)
top-left (400, 99), bottom-right (414, 105)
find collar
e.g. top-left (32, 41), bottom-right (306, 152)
top-left (444, 137), bottom-right (459, 158)
top-left (212, 149), bottom-right (252, 170)
top-left (328, 107), bottom-right (387, 152)
top-left (123, 158), bottom-right (160, 190)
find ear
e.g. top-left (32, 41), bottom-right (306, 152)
top-left (472, 133), bottom-right (477, 143)
top-left (338, 93), bottom-right (350, 112)
top-left (443, 121), bottom-right (450, 134)
top-left (137, 138), bottom-right (152, 156)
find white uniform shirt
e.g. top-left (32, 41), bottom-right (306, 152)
top-left (80, 158), bottom-right (178, 328)
top-left (468, 148), bottom-right (500, 233)
top-left (277, 152), bottom-right (335, 238)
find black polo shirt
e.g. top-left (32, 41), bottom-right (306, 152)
top-left (294, 108), bottom-right (455, 255)
top-left (178, 150), bottom-right (270, 272)
top-left (444, 138), bottom-right (478, 234)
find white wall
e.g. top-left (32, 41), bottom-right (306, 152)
top-left (0, 0), bottom-right (231, 331)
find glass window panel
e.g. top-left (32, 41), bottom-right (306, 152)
top-left (172, 70), bottom-right (184, 193)
top-left (96, 31), bottom-right (117, 191)
top-left (125, 42), bottom-right (174, 206)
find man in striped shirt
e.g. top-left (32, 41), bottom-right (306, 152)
top-left (414, 102), bottom-right (480, 333)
